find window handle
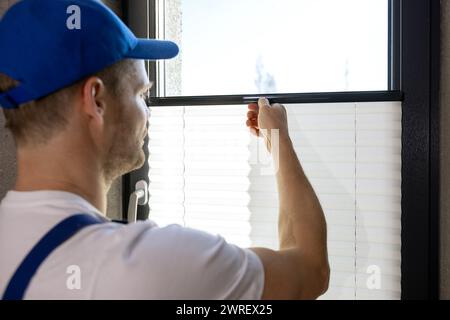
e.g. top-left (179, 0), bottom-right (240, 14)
top-left (127, 180), bottom-right (148, 223)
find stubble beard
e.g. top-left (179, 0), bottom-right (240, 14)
top-left (103, 134), bottom-right (146, 186)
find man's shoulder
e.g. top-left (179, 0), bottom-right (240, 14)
top-left (73, 219), bottom-right (225, 263)
top-left (86, 221), bottom-right (264, 299)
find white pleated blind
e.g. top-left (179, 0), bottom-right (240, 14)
top-left (147, 101), bottom-right (402, 300)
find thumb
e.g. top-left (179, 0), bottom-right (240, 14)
top-left (258, 97), bottom-right (270, 109)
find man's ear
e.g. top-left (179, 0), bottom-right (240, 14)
top-left (81, 77), bottom-right (107, 127)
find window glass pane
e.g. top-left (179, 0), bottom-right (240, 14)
top-left (159, 0), bottom-right (388, 96)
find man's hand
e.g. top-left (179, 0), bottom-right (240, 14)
top-left (246, 97), bottom-right (289, 153)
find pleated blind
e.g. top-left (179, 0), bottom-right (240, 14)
top-left (147, 101), bottom-right (402, 300)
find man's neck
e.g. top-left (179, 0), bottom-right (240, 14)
top-left (14, 142), bottom-right (109, 215)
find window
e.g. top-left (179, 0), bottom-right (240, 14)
top-left (157, 0), bottom-right (389, 96)
top-left (148, 101), bottom-right (402, 300)
top-left (123, 0), bottom-right (440, 300)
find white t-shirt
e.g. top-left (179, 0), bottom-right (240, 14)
top-left (0, 190), bottom-right (264, 299)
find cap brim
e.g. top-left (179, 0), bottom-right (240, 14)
top-left (125, 39), bottom-right (179, 60)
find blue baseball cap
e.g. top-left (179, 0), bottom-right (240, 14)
top-left (0, 0), bottom-right (179, 109)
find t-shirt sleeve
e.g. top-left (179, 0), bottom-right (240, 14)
top-left (93, 222), bottom-right (265, 300)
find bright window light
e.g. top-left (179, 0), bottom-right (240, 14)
top-left (158, 0), bottom-right (388, 96)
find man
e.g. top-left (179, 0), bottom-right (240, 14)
top-left (0, 0), bottom-right (329, 299)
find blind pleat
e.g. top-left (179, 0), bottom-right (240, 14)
top-left (148, 101), bottom-right (401, 300)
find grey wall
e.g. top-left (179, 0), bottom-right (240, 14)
top-left (440, 0), bottom-right (450, 300)
top-left (0, 0), bottom-right (122, 220)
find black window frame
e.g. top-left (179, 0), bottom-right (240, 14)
top-left (121, 0), bottom-right (440, 300)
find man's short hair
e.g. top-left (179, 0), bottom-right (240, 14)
top-left (0, 59), bottom-right (135, 147)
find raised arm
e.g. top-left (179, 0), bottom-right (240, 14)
top-left (246, 98), bottom-right (329, 300)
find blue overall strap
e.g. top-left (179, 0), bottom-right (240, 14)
top-left (2, 214), bottom-right (104, 300)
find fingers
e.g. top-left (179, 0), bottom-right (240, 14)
top-left (247, 110), bottom-right (257, 119)
top-left (246, 111), bottom-right (258, 125)
top-left (246, 103), bottom-right (259, 137)
top-left (248, 102), bottom-right (258, 111)
top-left (247, 104), bottom-right (258, 128)
top-left (246, 118), bottom-right (258, 128)
top-left (247, 98), bottom-right (269, 138)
